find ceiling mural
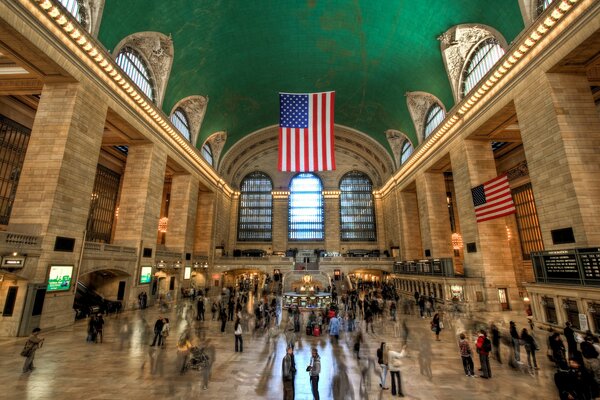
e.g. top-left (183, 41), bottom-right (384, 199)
top-left (98, 0), bottom-right (524, 157)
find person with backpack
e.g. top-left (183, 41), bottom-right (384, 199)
top-left (521, 328), bottom-right (539, 370)
top-left (21, 327), bottom-right (44, 373)
top-left (458, 333), bottom-right (475, 377)
top-left (476, 329), bottom-right (492, 378)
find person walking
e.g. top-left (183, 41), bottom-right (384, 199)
top-left (377, 342), bottom-right (390, 390)
top-left (388, 346), bottom-right (406, 397)
top-left (476, 330), bottom-right (492, 379)
top-left (94, 313), bottom-right (105, 343)
top-left (197, 296), bottom-right (205, 321)
top-left (431, 313), bottom-right (442, 341)
top-left (329, 312), bottom-right (340, 343)
top-left (307, 347), bottom-right (321, 400)
top-left (234, 317), bottom-right (243, 352)
top-left (521, 328), bottom-right (538, 370)
top-left (509, 321), bottom-right (521, 364)
top-left (220, 306), bottom-right (228, 333)
top-left (21, 328), bottom-right (44, 373)
top-left (354, 331), bottom-right (363, 360)
top-left (490, 323), bottom-right (502, 363)
top-left (87, 314), bottom-right (97, 343)
top-left (161, 318), bottom-right (170, 348)
top-left (150, 316), bottom-right (164, 347)
top-left (282, 346), bottom-right (296, 400)
top-left (458, 333), bottom-right (475, 377)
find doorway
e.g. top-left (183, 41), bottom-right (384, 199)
top-left (498, 288), bottom-right (510, 311)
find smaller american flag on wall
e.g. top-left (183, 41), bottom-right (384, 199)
top-left (278, 91), bottom-right (335, 172)
top-left (471, 174), bottom-right (516, 223)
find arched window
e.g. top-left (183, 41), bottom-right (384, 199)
top-left (237, 172), bottom-right (273, 241)
top-left (461, 38), bottom-right (505, 97)
top-left (201, 143), bottom-right (213, 166)
top-left (537, 0), bottom-right (554, 15)
top-left (339, 172), bottom-right (376, 241)
top-left (423, 104), bottom-right (445, 138)
top-left (115, 47), bottom-right (155, 102)
top-left (58, 0), bottom-right (82, 23)
top-left (170, 108), bottom-right (191, 141)
top-left (400, 140), bottom-right (413, 165)
top-left (289, 173), bottom-right (324, 241)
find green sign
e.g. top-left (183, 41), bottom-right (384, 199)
top-left (140, 266), bottom-right (152, 284)
top-left (47, 265), bottom-right (73, 292)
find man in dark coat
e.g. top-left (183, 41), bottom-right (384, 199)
top-left (150, 316), bottom-right (164, 346)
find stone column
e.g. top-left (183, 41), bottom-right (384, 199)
top-left (450, 139), bottom-right (520, 310)
top-left (112, 142), bottom-right (167, 308)
top-left (194, 191), bottom-right (215, 256)
top-left (113, 143), bottom-right (167, 247)
top-left (515, 72), bottom-right (600, 247)
top-left (397, 189), bottom-right (423, 260)
top-left (272, 193), bottom-right (289, 253)
top-left (8, 82), bottom-right (107, 328)
top-left (324, 192), bottom-right (340, 253)
top-left (374, 195), bottom-right (386, 254)
top-left (415, 171), bottom-right (453, 258)
top-left (166, 174), bottom-right (199, 252)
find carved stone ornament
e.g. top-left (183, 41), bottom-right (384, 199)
top-left (115, 32), bottom-right (174, 107)
top-left (438, 25), bottom-right (496, 102)
top-left (77, 0), bottom-right (105, 37)
top-left (206, 131), bottom-right (227, 169)
top-left (405, 92), bottom-right (442, 143)
top-left (505, 160), bottom-right (529, 181)
top-left (386, 129), bottom-right (407, 168)
top-left (173, 95), bottom-right (209, 145)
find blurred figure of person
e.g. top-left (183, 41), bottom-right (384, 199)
top-left (161, 318), bottom-right (170, 348)
top-left (418, 331), bottom-right (433, 379)
top-left (285, 320), bottom-right (296, 350)
top-left (581, 333), bottom-right (600, 393)
top-left (354, 331), bottom-right (363, 360)
top-left (307, 347), bottom-right (321, 400)
top-left (176, 335), bottom-right (193, 374)
top-left (377, 342), bottom-right (390, 390)
top-left (490, 323), bottom-right (502, 363)
top-left (282, 346), bottom-right (296, 400)
top-left (94, 313), bottom-right (105, 343)
top-left (521, 328), bottom-right (539, 370)
top-left (431, 313), bottom-right (442, 341)
top-left (211, 301), bottom-right (217, 320)
top-left (150, 316), bottom-right (164, 347)
top-left (554, 358), bottom-right (595, 400)
top-left (220, 306), bottom-right (228, 333)
top-left (234, 317), bottom-right (243, 352)
top-left (197, 296), bottom-right (205, 321)
top-left (87, 314), bottom-right (97, 343)
top-left (388, 345), bottom-right (406, 397)
top-left (564, 321), bottom-right (578, 360)
top-left (509, 321), bottom-right (521, 365)
top-left (458, 333), bottom-right (475, 377)
top-left (329, 313), bottom-right (340, 344)
top-left (550, 331), bottom-right (568, 370)
top-left (21, 328), bottom-right (44, 373)
top-left (476, 330), bottom-right (492, 379)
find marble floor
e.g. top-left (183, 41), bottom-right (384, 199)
top-left (0, 301), bottom-right (560, 400)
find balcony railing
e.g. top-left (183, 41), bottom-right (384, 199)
top-left (0, 231), bottom-right (41, 248)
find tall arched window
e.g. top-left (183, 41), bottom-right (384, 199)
top-left (537, 0), bottom-right (554, 15)
top-left (339, 171), bottom-right (376, 241)
top-left (289, 173), bottom-right (324, 241)
top-left (423, 104), bottom-right (445, 138)
top-left (170, 108), bottom-right (191, 141)
top-left (58, 0), bottom-right (82, 22)
top-left (237, 172), bottom-right (273, 241)
top-left (115, 47), bottom-right (155, 102)
top-left (400, 140), bottom-right (413, 165)
top-left (201, 143), bottom-right (213, 166)
top-left (461, 38), bottom-right (505, 97)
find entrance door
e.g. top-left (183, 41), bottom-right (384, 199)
top-left (117, 281), bottom-right (126, 301)
top-left (17, 284), bottom-right (47, 337)
top-left (498, 288), bottom-right (510, 311)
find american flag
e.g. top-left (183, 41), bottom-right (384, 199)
top-left (471, 174), bottom-right (516, 223)
top-left (278, 91), bottom-right (335, 172)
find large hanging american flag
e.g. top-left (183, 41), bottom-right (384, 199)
top-left (471, 174), bottom-right (516, 223)
top-left (278, 91), bottom-right (336, 172)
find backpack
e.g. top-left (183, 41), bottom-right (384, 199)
top-left (20, 340), bottom-right (35, 357)
top-left (483, 337), bottom-right (492, 353)
top-left (376, 348), bottom-right (383, 364)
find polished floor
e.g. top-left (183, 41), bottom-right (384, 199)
top-left (0, 299), bottom-right (560, 400)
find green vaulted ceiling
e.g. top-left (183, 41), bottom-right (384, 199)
top-left (98, 0), bottom-right (524, 155)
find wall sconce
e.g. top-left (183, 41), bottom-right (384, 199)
top-left (451, 232), bottom-right (463, 250)
top-left (589, 303), bottom-right (597, 314)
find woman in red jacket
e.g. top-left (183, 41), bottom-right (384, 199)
top-left (476, 330), bottom-right (492, 379)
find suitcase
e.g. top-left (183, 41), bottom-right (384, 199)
top-left (313, 326), bottom-right (320, 337)
top-left (306, 326), bottom-right (312, 336)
